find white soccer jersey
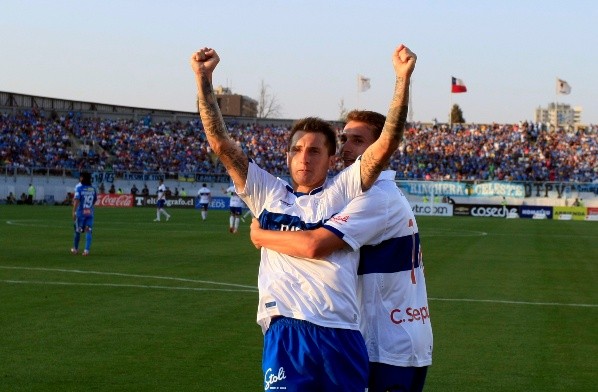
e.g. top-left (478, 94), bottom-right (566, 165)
top-left (226, 186), bottom-right (244, 208)
top-left (323, 170), bottom-right (433, 367)
top-left (197, 187), bottom-right (211, 204)
top-left (238, 160), bottom-right (363, 333)
top-left (157, 183), bottom-right (166, 200)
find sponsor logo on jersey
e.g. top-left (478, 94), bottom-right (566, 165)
top-left (390, 305), bottom-right (430, 325)
top-left (330, 214), bottom-right (350, 224)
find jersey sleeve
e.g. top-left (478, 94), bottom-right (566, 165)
top-left (236, 161), bottom-right (282, 217)
top-left (327, 158), bottom-right (363, 201)
top-left (323, 186), bottom-right (390, 251)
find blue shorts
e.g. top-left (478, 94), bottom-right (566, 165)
top-left (157, 199), bottom-right (166, 208)
top-left (230, 207), bottom-right (242, 215)
top-left (263, 317), bottom-right (368, 392)
top-left (368, 362), bottom-right (428, 392)
top-left (199, 203), bottom-right (209, 211)
top-left (74, 216), bottom-right (94, 232)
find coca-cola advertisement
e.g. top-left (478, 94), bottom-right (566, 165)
top-left (95, 194), bottom-right (135, 208)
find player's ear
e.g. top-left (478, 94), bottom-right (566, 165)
top-left (328, 155), bottom-right (336, 170)
top-left (286, 152), bottom-right (291, 168)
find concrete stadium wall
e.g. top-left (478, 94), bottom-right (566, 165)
top-left (0, 174), bottom-right (233, 205)
top-left (2, 174), bottom-right (596, 208)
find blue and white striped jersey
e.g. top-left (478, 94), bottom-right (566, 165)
top-left (197, 187), bottom-right (211, 204)
top-left (323, 170), bottom-right (433, 367)
top-left (225, 186), bottom-right (244, 208)
top-left (238, 160), bottom-right (364, 333)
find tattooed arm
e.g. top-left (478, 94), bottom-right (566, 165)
top-left (190, 48), bottom-right (249, 190)
top-left (359, 44), bottom-right (416, 191)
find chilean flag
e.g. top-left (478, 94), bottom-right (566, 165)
top-left (451, 77), bottom-right (467, 93)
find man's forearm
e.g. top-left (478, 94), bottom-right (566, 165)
top-left (360, 76), bottom-right (409, 190)
top-left (196, 75), bottom-right (248, 187)
top-left (252, 227), bottom-right (345, 260)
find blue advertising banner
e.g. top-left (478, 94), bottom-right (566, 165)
top-left (195, 196), bottom-right (240, 210)
top-left (519, 206), bottom-right (553, 219)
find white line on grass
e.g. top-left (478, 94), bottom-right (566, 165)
top-left (429, 297), bottom-right (597, 308)
top-left (0, 279), bottom-right (257, 292)
top-left (2, 266), bottom-right (595, 308)
top-left (0, 266), bottom-right (256, 289)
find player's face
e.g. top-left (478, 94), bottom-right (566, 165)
top-left (287, 131), bottom-right (335, 193)
top-left (339, 121), bottom-right (377, 167)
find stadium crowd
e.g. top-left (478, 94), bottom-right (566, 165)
top-left (1, 109), bottom-right (596, 182)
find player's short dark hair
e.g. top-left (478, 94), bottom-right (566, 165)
top-left (345, 110), bottom-right (386, 140)
top-left (80, 171), bottom-right (92, 185)
top-left (288, 117), bottom-right (336, 156)
top-left (203, 183), bottom-right (207, 187)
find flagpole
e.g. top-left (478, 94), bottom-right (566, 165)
top-left (554, 77), bottom-right (558, 130)
top-left (356, 74), bottom-right (360, 110)
top-left (449, 87), bottom-right (453, 129)
top-left (408, 79), bottom-right (413, 123)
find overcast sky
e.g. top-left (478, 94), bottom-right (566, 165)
top-left (1, 1), bottom-right (596, 124)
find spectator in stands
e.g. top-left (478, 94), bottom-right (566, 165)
top-left (1, 99), bottom-right (597, 184)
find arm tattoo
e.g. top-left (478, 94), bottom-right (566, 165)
top-left (384, 77), bottom-right (409, 142)
top-left (360, 76), bottom-right (409, 189)
top-left (196, 74), bottom-right (248, 179)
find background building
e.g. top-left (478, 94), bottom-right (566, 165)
top-left (214, 86), bottom-right (257, 117)
top-left (535, 102), bottom-right (582, 128)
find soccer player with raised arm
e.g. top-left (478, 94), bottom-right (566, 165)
top-left (190, 43), bottom-right (415, 391)
top-left (71, 172), bottom-right (97, 256)
top-left (250, 110), bottom-right (433, 392)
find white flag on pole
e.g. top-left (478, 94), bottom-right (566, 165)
top-left (556, 78), bottom-right (571, 95)
top-left (358, 75), bottom-right (371, 92)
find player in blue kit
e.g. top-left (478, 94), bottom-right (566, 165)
top-left (191, 43), bottom-right (415, 391)
top-left (71, 172), bottom-right (97, 256)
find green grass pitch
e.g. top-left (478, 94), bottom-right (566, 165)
top-left (1, 205), bottom-right (596, 391)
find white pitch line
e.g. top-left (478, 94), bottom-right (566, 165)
top-left (2, 266), bottom-right (595, 308)
top-left (429, 297), bottom-right (597, 308)
top-left (0, 266), bottom-right (256, 289)
top-left (1, 279), bottom-right (257, 292)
